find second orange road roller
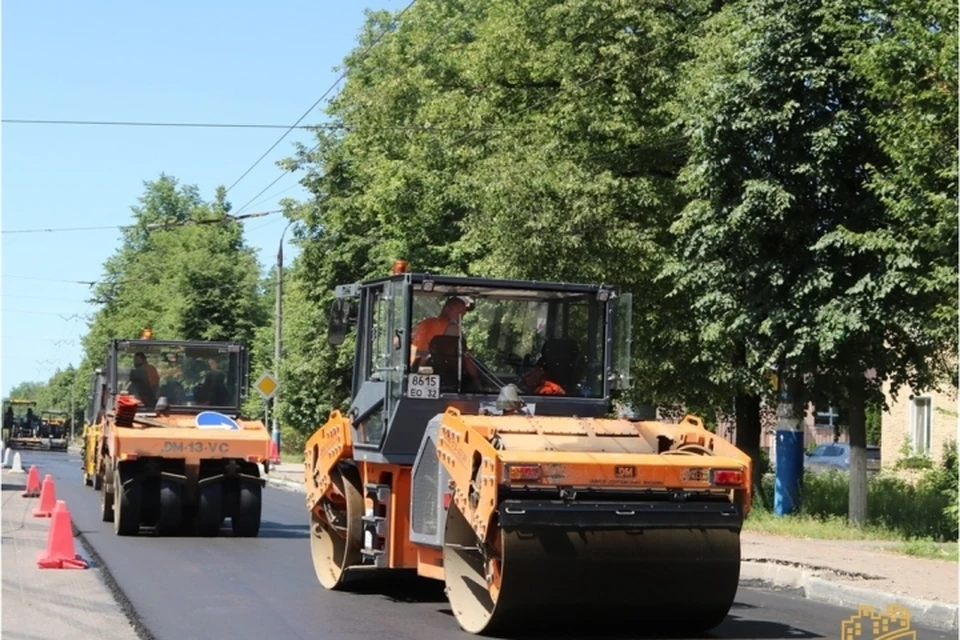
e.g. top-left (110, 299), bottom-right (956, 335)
top-left (304, 263), bottom-right (753, 636)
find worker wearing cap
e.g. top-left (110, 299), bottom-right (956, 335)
top-left (410, 296), bottom-right (480, 381)
top-left (521, 359), bottom-right (566, 396)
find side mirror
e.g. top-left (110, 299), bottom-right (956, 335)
top-left (327, 299), bottom-right (351, 346)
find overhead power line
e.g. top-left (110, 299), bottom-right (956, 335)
top-left (1, 209), bottom-right (280, 235)
top-left (1, 118), bottom-right (536, 134)
top-left (224, 0), bottom-right (419, 197)
top-left (3, 119), bottom-right (319, 130)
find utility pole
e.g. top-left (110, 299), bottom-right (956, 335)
top-left (272, 219), bottom-right (296, 456)
top-left (70, 380), bottom-right (76, 442)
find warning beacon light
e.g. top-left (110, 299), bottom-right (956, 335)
top-left (392, 259), bottom-right (409, 275)
top-left (140, 328), bottom-right (153, 340)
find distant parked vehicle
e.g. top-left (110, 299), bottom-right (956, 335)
top-left (804, 442), bottom-right (881, 474)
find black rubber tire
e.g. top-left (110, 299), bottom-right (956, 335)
top-left (232, 482), bottom-right (262, 537)
top-left (195, 482), bottom-right (223, 537)
top-left (113, 468), bottom-right (142, 536)
top-left (155, 479), bottom-right (183, 536)
top-left (100, 474), bottom-right (114, 523)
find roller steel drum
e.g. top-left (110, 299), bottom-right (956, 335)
top-left (443, 501), bottom-right (741, 636)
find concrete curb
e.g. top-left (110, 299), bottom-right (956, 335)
top-left (262, 472), bottom-right (959, 632)
top-left (264, 476), bottom-right (305, 493)
top-left (741, 560), bottom-right (959, 632)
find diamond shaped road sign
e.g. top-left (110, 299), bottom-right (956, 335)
top-left (254, 371), bottom-right (279, 401)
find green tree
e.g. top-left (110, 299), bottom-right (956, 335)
top-left (78, 174), bottom-right (269, 414)
top-left (670, 0), bottom-right (957, 526)
top-left (277, 0), bottom-right (727, 437)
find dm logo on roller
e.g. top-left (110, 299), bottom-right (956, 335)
top-left (195, 411), bottom-right (240, 430)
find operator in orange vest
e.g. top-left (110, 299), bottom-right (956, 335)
top-left (130, 352), bottom-right (160, 405)
top-left (410, 296), bottom-right (480, 382)
top-left (521, 358), bottom-right (566, 395)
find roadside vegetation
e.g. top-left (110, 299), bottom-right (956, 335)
top-left (746, 440), bottom-right (959, 559)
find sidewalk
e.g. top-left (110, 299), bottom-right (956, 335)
top-left (741, 530), bottom-right (959, 631)
top-left (1, 466), bottom-right (140, 640)
top-left (263, 460), bottom-right (959, 631)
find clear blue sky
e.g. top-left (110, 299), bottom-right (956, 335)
top-left (1, 0), bottom-right (401, 397)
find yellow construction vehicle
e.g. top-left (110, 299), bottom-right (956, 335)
top-left (303, 263), bottom-right (753, 636)
top-left (3, 398), bottom-right (43, 450)
top-left (39, 410), bottom-right (71, 451)
top-left (92, 332), bottom-right (271, 536)
top-left (81, 369), bottom-right (108, 487)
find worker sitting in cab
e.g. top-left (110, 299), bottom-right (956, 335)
top-left (129, 352), bottom-right (160, 406)
top-left (409, 295), bottom-right (480, 387)
top-left (520, 359), bottom-right (566, 396)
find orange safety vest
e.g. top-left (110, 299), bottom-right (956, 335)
top-left (410, 317), bottom-right (464, 361)
top-left (536, 380), bottom-right (566, 395)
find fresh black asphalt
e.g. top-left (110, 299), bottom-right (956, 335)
top-left (6, 450), bottom-right (950, 640)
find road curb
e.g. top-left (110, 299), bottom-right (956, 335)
top-left (740, 560), bottom-right (959, 632)
top-left (264, 476), bottom-right (305, 493)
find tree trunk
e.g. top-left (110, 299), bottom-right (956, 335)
top-left (735, 392), bottom-right (763, 506)
top-left (847, 380), bottom-right (868, 527)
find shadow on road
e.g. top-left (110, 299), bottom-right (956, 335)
top-left (436, 612), bottom-right (824, 640)
top-left (254, 521), bottom-right (309, 539)
top-left (2, 482), bottom-right (27, 492)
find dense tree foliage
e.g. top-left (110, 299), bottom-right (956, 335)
top-left (9, 0), bottom-right (955, 526)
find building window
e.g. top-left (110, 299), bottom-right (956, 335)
top-left (814, 405), bottom-right (839, 428)
top-left (910, 396), bottom-right (932, 454)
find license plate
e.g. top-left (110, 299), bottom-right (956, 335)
top-left (406, 374), bottom-right (440, 399)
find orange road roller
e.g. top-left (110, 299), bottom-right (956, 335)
top-left (304, 265), bottom-right (753, 635)
top-left (92, 334), bottom-right (271, 537)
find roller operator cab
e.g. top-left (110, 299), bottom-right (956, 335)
top-left (93, 337), bottom-right (271, 537)
top-left (304, 267), bottom-right (754, 636)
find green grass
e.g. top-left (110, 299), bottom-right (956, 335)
top-left (744, 504), bottom-right (959, 561)
top-left (744, 508), bottom-right (905, 541)
top-left (888, 540), bottom-right (959, 562)
top-left (280, 452), bottom-right (301, 465)
top-left (752, 464), bottom-right (957, 543)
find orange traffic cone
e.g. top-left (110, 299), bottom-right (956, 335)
top-left (22, 465), bottom-right (41, 497)
top-left (37, 500), bottom-right (88, 569)
top-left (32, 474), bottom-right (57, 517)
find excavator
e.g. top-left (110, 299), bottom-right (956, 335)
top-left (90, 330), bottom-right (272, 536)
top-left (303, 262), bottom-right (753, 636)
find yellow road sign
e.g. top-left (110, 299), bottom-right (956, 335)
top-left (254, 372), bottom-right (279, 401)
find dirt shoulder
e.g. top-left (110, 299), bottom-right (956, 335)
top-left (742, 530), bottom-right (959, 604)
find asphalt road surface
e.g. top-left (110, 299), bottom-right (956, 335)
top-left (10, 451), bottom-right (951, 640)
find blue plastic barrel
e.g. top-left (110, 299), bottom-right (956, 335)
top-left (774, 429), bottom-right (804, 515)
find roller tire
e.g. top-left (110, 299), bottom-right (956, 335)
top-left (310, 463), bottom-right (363, 590)
top-left (195, 482), bottom-right (223, 537)
top-left (99, 474), bottom-right (114, 523)
top-left (113, 470), bottom-right (142, 536)
top-left (231, 482), bottom-right (262, 538)
top-left (155, 479), bottom-right (183, 536)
